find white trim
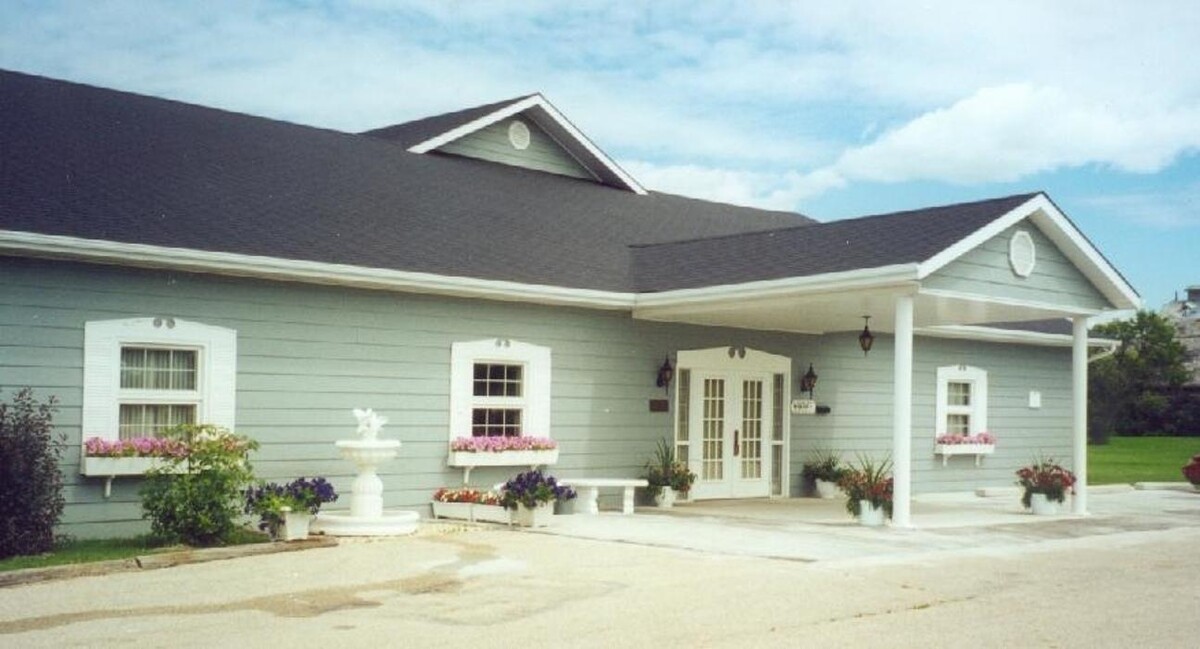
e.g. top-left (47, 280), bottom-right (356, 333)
top-left (1072, 317), bottom-right (1089, 514)
top-left (406, 94), bottom-right (647, 195)
top-left (917, 324), bottom-right (1113, 348)
top-left (82, 318), bottom-right (236, 443)
top-left (634, 264), bottom-right (919, 311)
top-left (918, 287), bottom-right (1101, 317)
top-left (449, 339), bottom-right (551, 441)
top-left (0, 230), bottom-right (635, 309)
top-left (892, 295), bottom-right (914, 528)
top-left (934, 365), bottom-right (989, 437)
top-left (917, 193), bottom-right (1140, 310)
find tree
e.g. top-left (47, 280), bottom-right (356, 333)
top-left (1089, 311), bottom-right (1190, 441)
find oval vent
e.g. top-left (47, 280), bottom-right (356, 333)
top-left (1009, 230), bottom-right (1036, 278)
top-left (508, 120), bottom-right (531, 150)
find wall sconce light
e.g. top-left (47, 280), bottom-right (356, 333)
top-left (799, 363), bottom-right (818, 398)
top-left (858, 315), bottom-right (875, 355)
top-left (656, 355), bottom-right (674, 392)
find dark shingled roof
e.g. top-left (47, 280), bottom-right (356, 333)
top-left (0, 69), bottom-right (812, 292)
top-left (361, 94), bottom-right (536, 149)
top-left (631, 193), bottom-right (1040, 291)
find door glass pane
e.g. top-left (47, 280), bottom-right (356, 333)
top-left (741, 379), bottom-right (763, 479)
top-left (702, 378), bottom-right (724, 481)
top-left (771, 445), bottom-right (783, 496)
top-left (772, 373), bottom-right (784, 442)
top-left (676, 369), bottom-right (690, 463)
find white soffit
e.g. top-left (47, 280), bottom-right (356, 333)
top-left (406, 94), bottom-right (646, 195)
top-left (916, 193), bottom-right (1140, 310)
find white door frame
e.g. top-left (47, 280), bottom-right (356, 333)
top-left (675, 347), bottom-right (791, 500)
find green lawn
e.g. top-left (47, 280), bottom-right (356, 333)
top-left (0, 528), bottom-right (269, 573)
top-left (1089, 436), bottom-right (1200, 485)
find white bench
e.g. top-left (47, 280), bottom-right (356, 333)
top-left (558, 478), bottom-right (648, 515)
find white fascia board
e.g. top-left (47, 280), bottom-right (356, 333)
top-left (634, 264), bottom-right (919, 311)
top-left (407, 94), bottom-right (646, 195)
top-left (0, 230), bottom-right (635, 310)
top-left (918, 324), bottom-right (1113, 348)
top-left (916, 193), bottom-right (1140, 310)
top-left (918, 287), bottom-right (1103, 317)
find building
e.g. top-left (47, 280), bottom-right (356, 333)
top-left (0, 69), bottom-right (1140, 537)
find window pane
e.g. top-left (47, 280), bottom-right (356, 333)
top-left (948, 381), bottom-right (971, 407)
top-left (470, 408), bottom-right (522, 437)
top-left (947, 413), bottom-right (970, 435)
top-left (472, 363), bottom-right (523, 398)
top-left (121, 347), bottom-right (197, 391)
top-left (119, 403), bottom-right (195, 439)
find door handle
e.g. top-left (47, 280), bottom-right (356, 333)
top-left (733, 429), bottom-right (740, 456)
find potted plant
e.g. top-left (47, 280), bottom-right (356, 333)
top-left (1183, 455), bottom-right (1200, 491)
top-left (643, 439), bottom-right (696, 508)
top-left (836, 455), bottom-right (893, 526)
top-left (499, 470), bottom-right (576, 527)
top-left (1015, 457), bottom-right (1076, 515)
top-left (245, 477), bottom-right (338, 541)
top-left (801, 449), bottom-right (844, 499)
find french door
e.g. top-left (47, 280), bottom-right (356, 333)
top-left (686, 371), bottom-right (773, 500)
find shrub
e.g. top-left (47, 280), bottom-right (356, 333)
top-left (1183, 454), bottom-right (1200, 486)
top-left (0, 389), bottom-right (65, 559)
top-left (140, 424), bottom-right (257, 546)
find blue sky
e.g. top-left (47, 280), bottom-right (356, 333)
top-left (2, 1), bottom-right (1196, 312)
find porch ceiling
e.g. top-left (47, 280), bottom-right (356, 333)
top-left (633, 285), bottom-right (1092, 335)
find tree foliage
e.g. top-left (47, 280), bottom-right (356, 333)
top-left (1090, 311), bottom-right (1194, 440)
top-left (0, 388), bottom-right (65, 559)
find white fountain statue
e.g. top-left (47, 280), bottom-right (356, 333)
top-left (311, 408), bottom-right (419, 536)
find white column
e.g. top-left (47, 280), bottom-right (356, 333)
top-left (1072, 316), bottom-right (1089, 515)
top-left (892, 295), bottom-right (914, 527)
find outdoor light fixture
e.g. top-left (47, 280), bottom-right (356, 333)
top-left (858, 316), bottom-right (875, 355)
top-left (799, 363), bottom-right (818, 398)
top-left (656, 355), bottom-right (674, 392)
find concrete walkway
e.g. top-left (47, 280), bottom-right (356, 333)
top-left (1, 489), bottom-right (1198, 647)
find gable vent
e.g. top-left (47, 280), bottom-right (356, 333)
top-left (508, 120), bottom-right (531, 150)
top-left (1009, 230), bottom-right (1036, 278)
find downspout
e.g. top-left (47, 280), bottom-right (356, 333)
top-left (1088, 341), bottom-right (1119, 364)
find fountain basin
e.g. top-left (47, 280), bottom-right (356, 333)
top-left (311, 510), bottom-right (419, 536)
top-left (336, 439), bottom-right (400, 463)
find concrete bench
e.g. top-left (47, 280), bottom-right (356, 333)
top-left (558, 478), bottom-right (648, 515)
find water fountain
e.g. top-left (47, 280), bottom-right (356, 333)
top-left (311, 408), bottom-right (419, 536)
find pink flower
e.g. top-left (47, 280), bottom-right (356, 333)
top-left (450, 436), bottom-right (557, 452)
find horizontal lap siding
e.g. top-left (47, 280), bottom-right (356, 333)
top-left (790, 332), bottom-right (1073, 494)
top-left (1, 257), bottom-right (805, 536)
top-left (436, 117), bottom-right (594, 180)
top-left (923, 220), bottom-right (1111, 311)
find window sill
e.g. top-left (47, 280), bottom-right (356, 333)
top-left (933, 443), bottom-right (995, 467)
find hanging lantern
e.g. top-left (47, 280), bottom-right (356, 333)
top-left (655, 355), bottom-right (674, 392)
top-left (858, 316), bottom-right (875, 355)
top-left (799, 363), bottom-right (818, 398)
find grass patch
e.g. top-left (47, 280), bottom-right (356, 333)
top-left (1089, 436), bottom-right (1200, 485)
top-left (0, 527), bottom-right (269, 573)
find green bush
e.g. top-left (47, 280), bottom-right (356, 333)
top-left (0, 388), bottom-right (65, 559)
top-left (140, 424), bottom-right (258, 546)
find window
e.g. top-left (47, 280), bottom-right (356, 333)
top-left (935, 365), bottom-right (988, 438)
top-left (83, 318), bottom-right (237, 442)
top-left (450, 339), bottom-right (550, 440)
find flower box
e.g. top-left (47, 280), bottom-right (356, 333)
top-left (447, 448), bottom-right (560, 469)
top-left (81, 456), bottom-right (184, 477)
top-left (430, 501), bottom-right (512, 524)
top-left (933, 443), bottom-right (995, 466)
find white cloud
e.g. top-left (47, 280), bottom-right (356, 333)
top-left (624, 161), bottom-right (845, 212)
top-left (1084, 185), bottom-right (1200, 230)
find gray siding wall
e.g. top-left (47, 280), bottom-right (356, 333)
top-left (436, 116), bottom-right (594, 180)
top-left (923, 220), bottom-right (1111, 311)
top-left (1, 257), bottom-right (1075, 537)
top-left (791, 331), bottom-right (1074, 494)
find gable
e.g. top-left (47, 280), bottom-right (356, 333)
top-left (434, 114), bottom-right (594, 181)
top-left (922, 219), bottom-right (1112, 311)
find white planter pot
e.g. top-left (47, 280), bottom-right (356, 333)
top-left (81, 456), bottom-right (184, 476)
top-left (447, 449), bottom-right (559, 468)
top-left (654, 487), bottom-right (677, 508)
top-left (1029, 492), bottom-right (1060, 516)
top-left (815, 479), bottom-right (840, 499)
top-left (858, 500), bottom-right (885, 527)
top-left (281, 510), bottom-right (311, 541)
top-left (514, 502), bottom-right (553, 527)
top-left (472, 504), bottom-right (512, 524)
